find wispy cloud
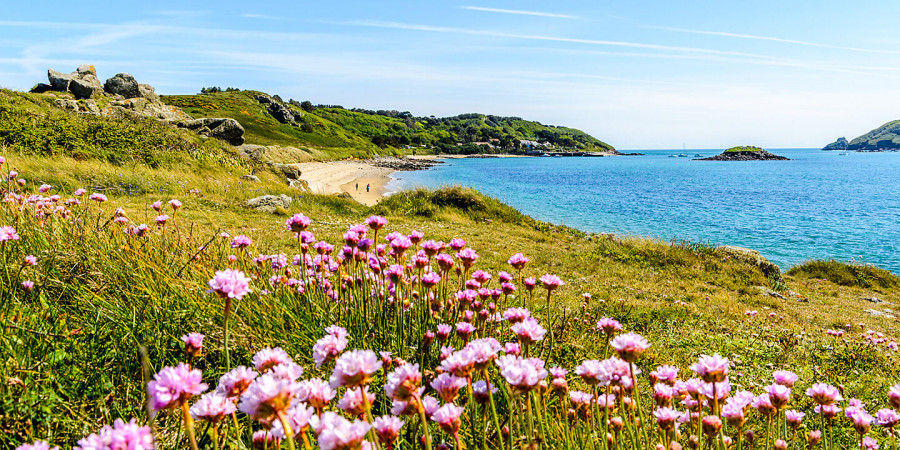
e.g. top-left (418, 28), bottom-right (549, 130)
top-left (242, 13), bottom-right (283, 20)
top-left (460, 6), bottom-right (575, 19)
top-left (651, 26), bottom-right (900, 56)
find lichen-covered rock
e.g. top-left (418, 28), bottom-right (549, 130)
top-left (30, 83), bottom-right (53, 94)
top-left (246, 194), bottom-right (292, 213)
top-left (104, 73), bottom-right (140, 98)
top-left (178, 118), bottom-right (245, 145)
top-left (69, 75), bottom-right (104, 99)
top-left (240, 174), bottom-right (261, 182)
top-left (76, 64), bottom-right (97, 76)
top-left (48, 69), bottom-right (74, 91)
top-left (138, 84), bottom-right (159, 103)
top-left (270, 163), bottom-right (301, 179)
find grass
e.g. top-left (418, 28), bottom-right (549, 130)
top-left (724, 146), bottom-right (765, 153)
top-left (787, 259), bottom-right (900, 291)
top-left (3, 150), bottom-right (900, 449)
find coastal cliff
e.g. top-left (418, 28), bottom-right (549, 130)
top-left (847, 120), bottom-right (900, 150)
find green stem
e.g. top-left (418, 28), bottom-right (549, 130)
top-left (224, 297), bottom-right (232, 368)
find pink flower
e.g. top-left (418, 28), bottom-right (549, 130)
top-left (466, 338), bottom-right (502, 369)
top-left (441, 348), bottom-right (476, 378)
top-left (384, 363), bottom-right (422, 401)
top-left (772, 370), bottom-right (798, 387)
top-left (503, 307), bottom-right (531, 323)
top-left (473, 380), bottom-right (498, 404)
top-left (786, 410), bottom-right (805, 429)
top-left (168, 199), bottom-right (182, 211)
top-left (814, 404), bottom-right (842, 420)
top-left (0, 226), bottom-right (20, 241)
top-left (181, 332), bottom-right (204, 356)
top-left (851, 410), bottom-right (875, 435)
top-left (314, 411), bottom-right (371, 450)
top-left (252, 347), bottom-right (294, 372)
top-left (252, 430), bottom-right (280, 449)
top-left (430, 373), bottom-right (467, 403)
top-left (569, 390), bottom-right (594, 407)
top-left (271, 402), bottom-right (316, 439)
top-left (297, 378), bottom-right (337, 409)
top-left (497, 356), bottom-right (548, 393)
top-left (373, 415), bottom-right (404, 447)
top-left (73, 418), bottom-right (154, 450)
top-left (329, 349), bottom-right (382, 388)
top-left (313, 333), bottom-right (349, 368)
top-left (422, 271), bottom-right (441, 288)
top-left (365, 215), bottom-right (388, 230)
top-left (507, 253), bottom-right (529, 270)
top-left (72, 188), bottom-right (87, 197)
top-left (862, 436), bottom-right (879, 450)
top-left (88, 193), bottom-right (107, 203)
top-left (455, 322), bottom-right (476, 340)
top-left (16, 442), bottom-right (58, 450)
top-left (38, 184), bottom-right (52, 193)
top-left (238, 373), bottom-right (300, 422)
top-left (609, 332), bottom-right (651, 363)
top-left (431, 403), bottom-right (465, 434)
top-left (889, 384), bottom-right (900, 409)
top-left (190, 392), bottom-right (236, 422)
top-left (151, 201), bottom-right (163, 211)
top-left (286, 213), bottom-right (312, 233)
top-left (456, 248), bottom-right (479, 268)
top-left (216, 366), bottom-right (258, 398)
top-left (207, 269), bottom-right (252, 300)
top-left (21, 280), bottom-right (34, 291)
top-left (721, 403), bottom-right (745, 427)
top-left (691, 354), bottom-right (729, 383)
top-left (879, 408), bottom-right (900, 427)
top-left (654, 406), bottom-right (683, 430)
top-left (449, 238), bottom-right (465, 250)
top-left (338, 386), bottom-right (375, 416)
top-left (650, 365), bottom-right (679, 385)
top-left (596, 318), bottom-right (623, 335)
top-left (766, 384), bottom-right (792, 409)
top-left (231, 235), bottom-right (252, 249)
top-left (806, 383), bottom-right (843, 405)
top-left (539, 274), bottom-right (564, 290)
top-left (503, 342), bottom-right (521, 356)
top-left (154, 214), bottom-right (169, 226)
top-left (511, 318), bottom-right (546, 344)
top-left (752, 394), bottom-right (778, 416)
top-left (147, 363), bottom-right (207, 412)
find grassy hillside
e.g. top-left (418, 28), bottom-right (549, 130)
top-left (162, 90), bottom-right (615, 156)
top-left (724, 145), bottom-right (765, 153)
top-left (847, 119), bottom-right (900, 150)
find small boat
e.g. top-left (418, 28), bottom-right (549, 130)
top-left (677, 154), bottom-right (688, 157)
top-left (694, 154), bottom-right (704, 157)
top-left (668, 154), bottom-right (678, 158)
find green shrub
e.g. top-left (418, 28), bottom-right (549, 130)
top-left (787, 259), bottom-right (899, 290)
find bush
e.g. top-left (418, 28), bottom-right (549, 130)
top-left (787, 259), bottom-right (899, 290)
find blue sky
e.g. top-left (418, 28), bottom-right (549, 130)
top-left (2, 1), bottom-right (900, 149)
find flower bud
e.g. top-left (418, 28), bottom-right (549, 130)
top-left (774, 439), bottom-right (787, 450)
top-left (807, 430), bottom-right (822, 446)
top-left (610, 417), bottom-right (624, 432)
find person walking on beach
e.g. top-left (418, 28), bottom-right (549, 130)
top-left (366, 184), bottom-right (370, 192)
top-left (355, 183), bottom-right (358, 191)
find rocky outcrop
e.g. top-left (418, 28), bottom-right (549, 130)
top-left (715, 245), bottom-right (784, 282)
top-left (103, 73), bottom-right (140, 98)
top-left (271, 163), bottom-right (301, 180)
top-left (696, 147), bottom-right (789, 161)
top-left (822, 137), bottom-right (849, 151)
top-left (177, 118), bottom-right (245, 146)
top-left (255, 94), bottom-right (303, 125)
top-left (367, 156), bottom-right (440, 171)
top-left (246, 194), bottom-right (293, 214)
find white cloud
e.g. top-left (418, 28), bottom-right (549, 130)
top-left (460, 6), bottom-right (575, 19)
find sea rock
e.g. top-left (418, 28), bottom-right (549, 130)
top-left (240, 174), bottom-right (261, 182)
top-left (715, 245), bottom-right (783, 282)
top-left (69, 75), bottom-right (105, 99)
top-left (367, 156), bottom-right (440, 171)
top-left (697, 146), bottom-right (789, 161)
top-left (246, 194), bottom-right (292, 213)
top-left (104, 73), bottom-right (140, 98)
top-left (177, 118), bottom-right (245, 145)
top-left (822, 137), bottom-right (849, 151)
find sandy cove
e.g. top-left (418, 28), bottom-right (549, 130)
top-left (293, 160), bottom-right (395, 206)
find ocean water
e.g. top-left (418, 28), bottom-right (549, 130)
top-left (387, 149), bottom-right (900, 272)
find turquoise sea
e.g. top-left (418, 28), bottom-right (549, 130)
top-left (387, 149), bottom-right (900, 272)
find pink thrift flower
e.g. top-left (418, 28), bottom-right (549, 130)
top-left (596, 317), bottom-right (623, 335)
top-left (373, 415), bottom-right (404, 447)
top-left (456, 248), bottom-right (479, 269)
top-left (650, 365), bottom-right (679, 385)
top-left (766, 384), bottom-right (792, 409)
top-left (21, 280), bottom-right (34, 291)
top-left (786, 410), bottom-right (805, 429)
top-left (297, 378), bottom-right (337, 409)
top-left (878, 408), bottom-right (900, 427)
top-left (151, 201), bottom-right (162, 211)
top-left (168, 199), bottom-right (182, 211)
top-left (238, 373), bottom-right (301, 421)
top-left (465, 337), bottom-right (502, 369)
top-left (691, 354), bottom-right (729, 383)
top-left (721, 403), bottom-right (746, 427)
top-left (862, 436), bottom-right (879, 450)
top-left (384, 363), bottom-right (422, 402)
top-left (314, 411), bottom-right (371, 450)
top-left (539, 274), bottom-right (564, 290)
top-left (155, 214), bottom-right (170, 225)
top-left (38, 184), bottom-right (52, 193)
top-left (207, 268), bottom-right (252, 300)
top-left (190, 392), bottom-right (236, 422)
top-left (498, 356), bottom-right (548, 393)
top-left (216, 366), bottom-right (258, 398)
top-left (431, 403), bottom-right (465, 434)
top-left (851, 410), bottom-right (875, 435)
top-left (338, 386), bottom-right (375, 416)
top-left (654, 406), bottom-right (683, 430)
top-left (473, 379), bottom-right (498, 404)
top-left (329, 349), bottom-right (382, 388)
top-left (147, 363), bottom-right (207, 412)
top-left (231, 235), bottom-right (252, 249)
top-left (504, 342), bottom-right (521, 356)
top-left (286, 213), bottom-right (312, 233)
top-left (772, 370), bottom-right (798, 387)
top-left (503, 307), bottom-right (531, 323)
top-left (610, 332), bottom-right (651, 363)
top-left (313, 333), bottom-right (349, 368)
top-left (73, 419), bottom-right (154, 450)
top-left (441, 348), bottom-right (477, 378)
top-left (455, 322), bottom-right (476, 340)
top-left (252, 347), bottom-right (294, 372)
top-left (430, 373), bottom-right (467, 403)
top-left (181, 332), bottom-right (204, 357)
top-left (507, 252), bottom-right (529, 270)
top-left (89, 193), bottom-right (107, 203)
top-left (252, 430), bottom-right (280, 449)
top-left (510, 318), bottom-right (546, 344)
top-left (365, 215), bottom-right (388, 230)
top-left (889, 384), bottom-right (900, 409)
top-left (806, 383), bottom-right (843, 405)
top-left (449, 238), bottom-right (465, 250)
top-left (0, 226), bottom-right (20, 241)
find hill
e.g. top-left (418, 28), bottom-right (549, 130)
top-left (822, 136), bottom-right (849, 150)
top-left (163, 90), bottom-right (616, 155)
top-left (846, 120), bottom-right (900, 150)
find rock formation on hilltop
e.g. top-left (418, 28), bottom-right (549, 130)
top-left (30, 64), bottom-right (245, 145)
top-left (695, 146), bottom-right (790, 161)
top-left (822, 137), bottom-right (849, 150)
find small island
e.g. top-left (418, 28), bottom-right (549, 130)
top-left (695, 146), bottom-right (790, 161)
